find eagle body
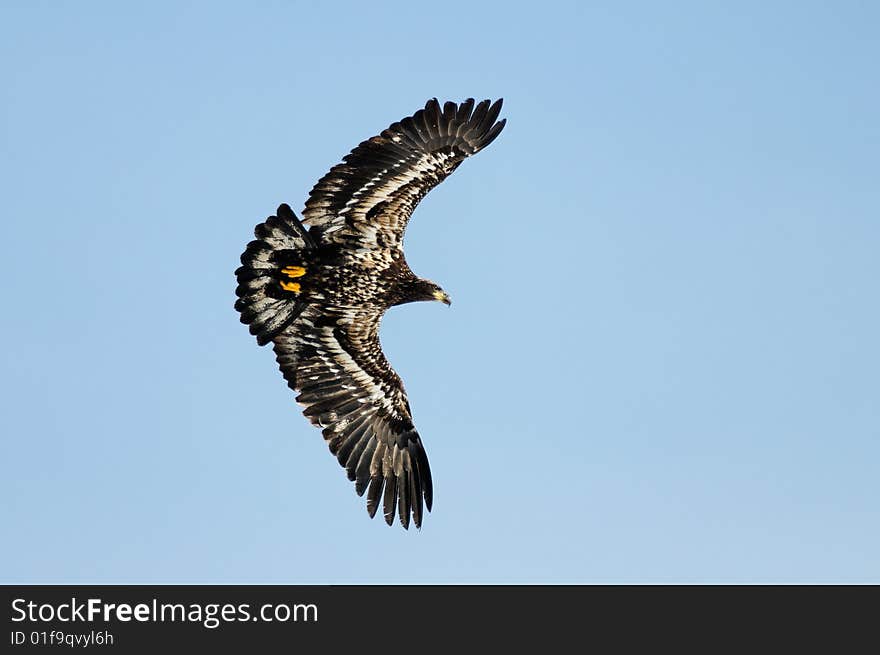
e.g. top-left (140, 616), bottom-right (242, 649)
top-left (235, 98), bottom-right (506, 529)
top-left (274, 245), bottom-right (436, 309)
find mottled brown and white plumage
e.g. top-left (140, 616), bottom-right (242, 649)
top-left (235, 98), bottom-right (506, 529)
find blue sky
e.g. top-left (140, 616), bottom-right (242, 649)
top-left (2, 1), bottom-right (878, 583)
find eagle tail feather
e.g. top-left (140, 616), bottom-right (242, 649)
top-left (235, 203), bottom-right (314, 346)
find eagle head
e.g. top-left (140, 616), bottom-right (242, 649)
top-left (431, 287), bottom-right (452, 306)
top-left (396, 278), bottom-right (451, 307)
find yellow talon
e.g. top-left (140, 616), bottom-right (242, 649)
top-left (280, 281), bottom-right (301, 293)
top-left (281, 266), bottom-right (307, 278)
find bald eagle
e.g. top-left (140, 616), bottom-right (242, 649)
top-left (235, 98), bottom-right (506, 529)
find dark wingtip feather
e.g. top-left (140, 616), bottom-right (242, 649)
top-left (441, 101), bottom-right (457, 135)
top-left (415, 442), bottom-right (434, 512)
top-left (398, 469), bottom-right (411, 530)
top-left (473, 98), bottom-right (504, 138)
top-left (366, 476), bottom-right (384, 519)
top-left (409, 454), bottom-right (423, 529)
top-left (468, 99), bottom-right (491, 131)
top-left (480, 118), bottom-right (507, 150)
top-left (409, 109), bottom-right (430, 142)
top-left (383, 476), bottom-right (397, 526)
top-left (354, 438), bottom-right (377, 496)
top-left (456, 97), bottom-right (475, 125)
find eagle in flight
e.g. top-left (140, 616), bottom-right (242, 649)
top-left (235, 98), bottom-right (506, 529)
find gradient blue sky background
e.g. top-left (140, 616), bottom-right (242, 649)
top-left (2, 1), bottom-right (878, 583)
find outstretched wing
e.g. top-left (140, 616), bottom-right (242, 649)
top-left (273, 305), bottom-right (433, 529)
top-left (302, 97), bottom-right (506, 251)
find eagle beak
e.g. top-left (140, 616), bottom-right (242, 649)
top-left (433, 290), bottom-right (452, 306)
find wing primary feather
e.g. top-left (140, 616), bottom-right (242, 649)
top-left (456, 98), bottom-right (475, 124)
top-left (409, 444), bottom-right (424, 529)
top-left (370, 441), bottom-right (387, 476)
top-left (442, 101), bottom-right (457, 134)
top-left (453, 100), bottom-right (476, 139)
top-left (427, 99), bottom-right (442, 134)
top-left (389, 122), bottom-right (424, 151)
top-left (398, 461), bottom-right (411, 530)
top-left (354, 436), bottom-right (378, 496)
top-left (474, 98), bottom-right (504, 139)
top-left (480, 118), bottom-right (507, 150)
top-left (333, 416), bottom-right (370, 465)
top-left (409, 110), bottom-right (430, 143)
top-left (398, 116), bottom-right (426, 146)
top-left (383, 475), bottom-right (398, 526)
top-left (366, 476), bottom-right (384, 518)
top-left (424, 97), bottom-right (441, 123)
top-left (467, 99), bottom-right (491, 137)
top-left (415, 439), bottom-right (434, 512)
top-left (419, 105), bottom-right (435, 141)
top-left (345, 429), bottom-right (374, 481)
